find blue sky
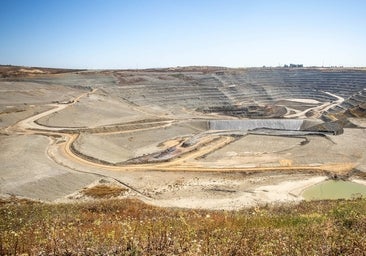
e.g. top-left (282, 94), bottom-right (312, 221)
top-left (0, 0), bottom-right (365, 69)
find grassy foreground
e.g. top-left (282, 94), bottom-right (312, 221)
top-left (1, 198), bottom-right (366, 255)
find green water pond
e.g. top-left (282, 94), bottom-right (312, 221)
top-left (302, 180), bottom-right (366, 200)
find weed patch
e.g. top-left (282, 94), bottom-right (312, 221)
top-left (82, 185), bottom-right (129, 198)
top-left (1, 198), bottom-right (366, 255)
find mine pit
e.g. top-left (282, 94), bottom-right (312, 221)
top-left (1, 66), bottom-right (366, 209)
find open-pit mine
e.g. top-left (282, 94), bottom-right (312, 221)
top-left (1, 66), bottom-right (366, 209)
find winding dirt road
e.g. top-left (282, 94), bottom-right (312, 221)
top-left (285, 91), bottom-right (344, 118)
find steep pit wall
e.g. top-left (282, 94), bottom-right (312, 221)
top-left (209, 119), bottom-right (304, 131)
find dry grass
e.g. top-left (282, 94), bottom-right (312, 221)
top-left (82, 185), bottom-right (129, 198)
top-left (322, 162), bottom-right (357, 175)
top-left (1, 198), bottom-right (366, 255)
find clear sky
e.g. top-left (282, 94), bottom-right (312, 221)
top-left (0, 0), bottom-right (365, 69)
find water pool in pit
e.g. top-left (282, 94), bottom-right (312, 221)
top-left (302, 180), bottom-right (366, 200)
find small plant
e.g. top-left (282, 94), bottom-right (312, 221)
top-left (82, 185), bottom-right (128, 198)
